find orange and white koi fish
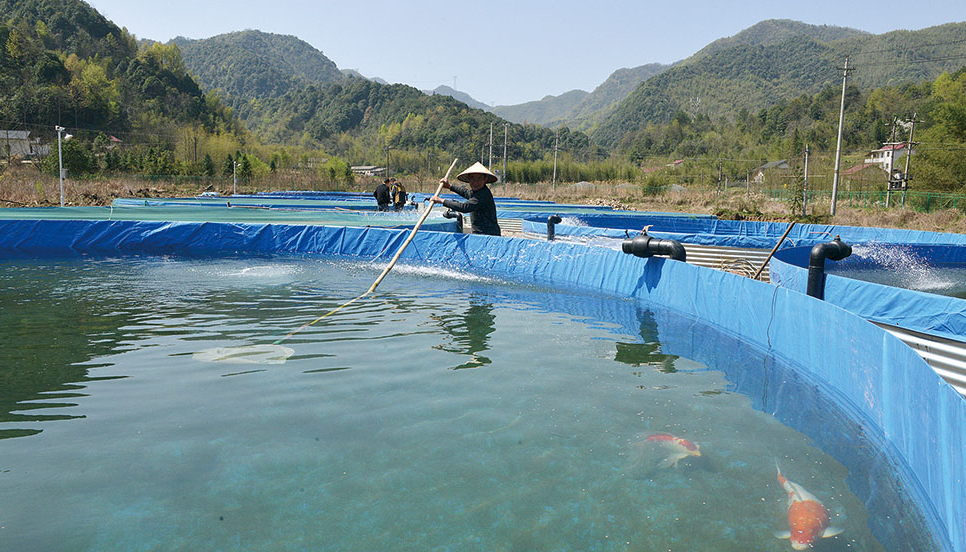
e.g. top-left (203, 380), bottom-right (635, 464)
top-left (774, 461), bottom-right (843, 550)
top-left (643, 433), bottom-right (701, 468)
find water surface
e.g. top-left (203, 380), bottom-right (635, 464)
top-left (0, 256), bottom-right (940, 550)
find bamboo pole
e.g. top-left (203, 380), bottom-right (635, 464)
top-left (752, 221), bottom-right (796, 281)
top-left (272, 158), bottom-right (459, 345)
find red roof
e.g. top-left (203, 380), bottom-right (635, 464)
top-left (843, 162), bottom-right (881, 175)
top-left (872, 142), bottom-right (906, 152)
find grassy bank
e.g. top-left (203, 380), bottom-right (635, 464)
top-left (3, 165), bottom-right (966, 234)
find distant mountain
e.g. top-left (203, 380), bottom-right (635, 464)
top-left (487, 63), bottom-right (670, 128)
top-left (593, 20), bottom-right (966, 149)
top-left (429, 85), bottom-right (490, 111)
top-left (341, 69), bottom-right (387, 84)
top-left (491, 90), bottom-right (588, 125)
top-left (171, 30), bottom-right (343, 116)
top-left (686, 19), bottom-right (868, 63)
top-left (565, 63), bottom-right (670, 127)
top-left (250, 78), bottom-right (593, 163)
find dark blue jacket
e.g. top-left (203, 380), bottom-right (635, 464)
top-left (373, 183), bottom-right (391, 211)
top-left (442, 184), bottom-right (501, 236)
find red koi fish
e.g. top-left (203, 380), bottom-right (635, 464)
top-left (774, 461), bottom-right (843, 550)
top-left (643, 433), bottom-right (701, 468)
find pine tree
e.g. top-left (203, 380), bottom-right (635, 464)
top-left (221, 153), bottom-right (234, 178)
top-left (202, 154), bottom-right (215, 176)
top-left (238, 155), bottom-right (253, 179)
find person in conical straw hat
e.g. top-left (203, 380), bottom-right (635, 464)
top-left (430, 161), bottom-right (501, 236)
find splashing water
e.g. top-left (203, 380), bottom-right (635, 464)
top-left (833, 243), bottom-right (961, 295)
top-left (560, 216), bottom-right (588, 227)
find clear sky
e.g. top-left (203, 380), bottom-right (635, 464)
top-left (88, 0), bottom-right (966, 106)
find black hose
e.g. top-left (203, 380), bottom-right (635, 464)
top-left (806, 236), bottom-right (852, 300)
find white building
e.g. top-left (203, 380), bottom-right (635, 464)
top-left (351, 165), bottom-right (386, 176)
top-left (0, 131), bottom-right (49, 158)
top-left (865, 143), bottom-right (913, 175)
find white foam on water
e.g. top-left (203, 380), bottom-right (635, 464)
top-left (846, 243), bottom-right (958, 292)
top-left (558, 235), bottom-right (623, 251)
top-left (332, 259), bottom-right (500, 284)
top-left (388, 263), bottom-right (500, 283)
top-left (560, 216), bottom-right (588, 227)
top-left (193, 344), bottom-right (294, 364)
top-left (227, 265), bottom-right (300, 278)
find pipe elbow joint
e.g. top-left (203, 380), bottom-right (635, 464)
top-left (806, 236), bottom-right (852, 299)
top-left (621, 235), bottom-right (686, 262)
top-left (809, 237), bottom-right (852, 268)
top-left (547, 214), bottom-right (563, 241)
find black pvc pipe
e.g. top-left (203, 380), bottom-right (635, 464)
top-left (806, 236), bottom-right (852, 300)
top-left (547, 214), bottom-right (562, 241)
top-left (443, 210), bottom-right (463, 233)
top-left (621, 234), bottom-right (687, 262)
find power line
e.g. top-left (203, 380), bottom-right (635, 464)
top-left (0, 118), bottom-right (189, 142)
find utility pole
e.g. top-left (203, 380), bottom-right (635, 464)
top-left (802, 144), bottom-right (810, 216)
top-left (830, 56), bottom-right (852, 216)
top-left (488, 122), bottom-right (493, 169)
top-left (233, 160), bottom-right (237, 195)
top-left (901, 112), bottom-right (917, 208)
top-left (886, 116), bottom-right (898, 207)
top-left (502, 123), bottom-right (508, 184)
top-left (56, 125), bottom-right (65, 207)
top-left (551, 129), bottom-right (559, 193)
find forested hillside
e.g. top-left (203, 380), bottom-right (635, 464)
top-left (491, 90), bottom-right (589, 126)
top-left (250, 77), bottom-right (598, 166)
top-left (565, 63), bottom-right (670, 128)
top-left (0, 0), bottom-right (240, 140)
top-left (593, 20), bottom-right (966, 149)
top-left (488, 64), bottom-right (669, 128)
top-left (171, 30), bottom-right (344, 118)
top-left (686, 19), bottom-right (867, 63)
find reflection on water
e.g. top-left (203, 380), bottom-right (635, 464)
top-left (0, 255), bottom-right (943, 551)
top-left (430, 295), bottom-right (496, 370)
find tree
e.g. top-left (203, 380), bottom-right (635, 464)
top-left (202, 153), bottom-right (215, 176)
top-left (221, 153), bottom-right (233, 177)
top-left (238, 154), bottom-right (252, 179)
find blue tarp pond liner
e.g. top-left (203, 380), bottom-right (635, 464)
top-left (111, 196), bottom-right (416, 212)
top-left (0, 219), bottom-right (964, 550)
top-left (0, 206), bottom-right (458, 231)
top-left (523, 217), bottom-right (966, 250)
top-left (770, 244), bottom-right (966, 344)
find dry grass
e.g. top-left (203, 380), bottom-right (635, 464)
top-left (3, 165), bottom-right (966, 234)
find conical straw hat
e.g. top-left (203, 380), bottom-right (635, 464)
top-left (456, 161), bottom-right (498, 184)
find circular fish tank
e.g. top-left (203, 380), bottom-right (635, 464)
top-left (0, 219), bottom-right (962, 551)
top-left (0, 253), bottom-right (946, 551)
